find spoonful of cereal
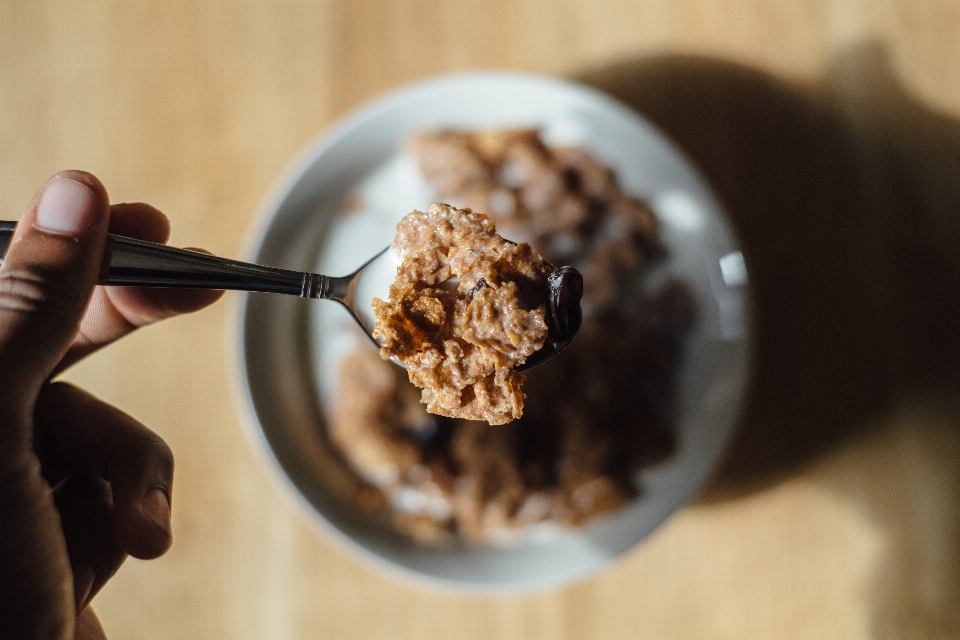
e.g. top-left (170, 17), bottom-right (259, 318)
top-left (372, 204), bottom-right (582, 424)
top-left (0, 209), bottom-right (581, 417)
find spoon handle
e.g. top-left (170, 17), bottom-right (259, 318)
top-left (0, 220), bottom-right (327, 297)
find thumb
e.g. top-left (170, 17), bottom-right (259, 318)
top-left (0, 171), bottom-right (109, 427)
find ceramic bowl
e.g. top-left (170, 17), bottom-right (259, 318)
top-left (234, 72), bottom-right (751, 592)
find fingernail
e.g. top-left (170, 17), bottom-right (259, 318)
top-left (35, 176), bottom-right (100, 234)
top-left (73, 563), bottom-right (96, 610)
top-left (141, 487), bottom-right (171, 535)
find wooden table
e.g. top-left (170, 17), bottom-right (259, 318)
top-left (3, 2), bottom-right (959, 638)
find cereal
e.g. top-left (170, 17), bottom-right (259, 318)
top-left (373, 203), bottom-right (553, 425)
top-left (329, 130), bottom-right (691, 546)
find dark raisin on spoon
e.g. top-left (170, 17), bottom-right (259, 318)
top-left (517, 266), bottom-right (583, 371)
top-left (546, 266), bottom-right (583, 338)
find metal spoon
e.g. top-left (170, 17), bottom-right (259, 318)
top-left (0, 221), bottom-right (581, 372)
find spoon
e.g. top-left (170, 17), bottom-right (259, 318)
top-left (0, 221), bottom-right (581, 372)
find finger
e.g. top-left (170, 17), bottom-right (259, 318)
top-left (0, 171), bottom-right (109, 436)
top-left (0, 454), bottom-right (74, 638)
top-left (108, 202), bottom-right (171, 243)
top-left (53, 474), bottom-right (125, 611)
top-left (75, 607), bottom-right (108, 640)
top-left (34, 382), bottom-right (174, 560)
top-left (57, 203), bottom-right (223, 371)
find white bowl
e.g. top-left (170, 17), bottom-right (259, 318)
top-left (235, 72), bottom-right (752, 592)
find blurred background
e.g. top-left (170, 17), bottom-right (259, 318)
top-left (2, 1), bottom-right (960, 638)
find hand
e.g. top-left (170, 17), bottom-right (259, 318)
top-left (0, 172), bottom-right (222, 639)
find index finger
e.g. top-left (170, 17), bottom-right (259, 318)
top-left (34, 382), bottom-right (174, 560)
top-left (56, 203), bottom-right (224, 373)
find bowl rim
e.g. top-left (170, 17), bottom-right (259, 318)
top-left (230, 69), bottom-right (754, 593)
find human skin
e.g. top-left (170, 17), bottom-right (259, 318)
top-left (0, 171), bottom-right (222, 639)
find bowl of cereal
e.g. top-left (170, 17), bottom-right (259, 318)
top-left (235, 72), bottom-right (751, 591)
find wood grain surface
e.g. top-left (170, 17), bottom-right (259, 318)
top-left (2, 2), bottom-right (959, 638)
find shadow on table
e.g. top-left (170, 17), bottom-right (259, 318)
top-left (577, 42), bottom-right (960, 635)
top-left (578, 42), bottom-right (960, 497)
